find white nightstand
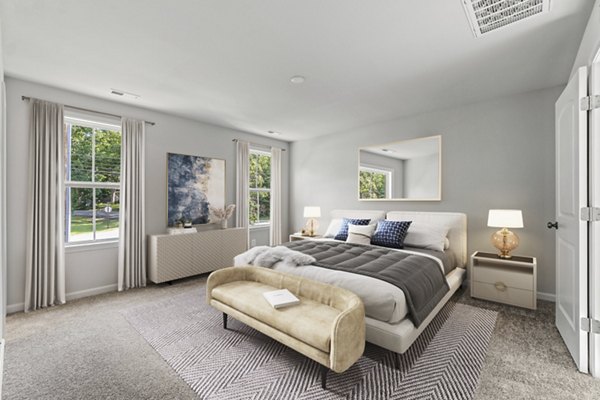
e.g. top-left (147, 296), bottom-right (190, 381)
top-left (470, 251), bottom-right (537, 310)
top-left (289, 233), bottom-right (323, 242)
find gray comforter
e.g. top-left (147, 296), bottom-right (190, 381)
top-left (283, 240), bottom-right (450, 328)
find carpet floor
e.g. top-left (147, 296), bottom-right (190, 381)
top-left (122, 287), bottom-right (497, 399)
top-left (3, 275), bottom-right (600, 399)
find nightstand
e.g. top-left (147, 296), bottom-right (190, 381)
top-left (470, 251), bottom-right (537, 310)
top-left (289, 233), bottom-right (322, 242)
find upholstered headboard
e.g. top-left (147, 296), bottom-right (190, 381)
top-left (386, 211), bottom-right (468, 268)
top-left (329, 209), bottom-right (386, 222)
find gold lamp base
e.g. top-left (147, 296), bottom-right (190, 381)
top-left (491, 228), bottom-right (519, 259)
top-left (304, 218), bottom-right (319, 237)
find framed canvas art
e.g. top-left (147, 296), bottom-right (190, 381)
top-left (167, 153), bottom-right (225, 226)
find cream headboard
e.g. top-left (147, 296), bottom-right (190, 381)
top-left (329, 209), bottom-right (386, 222)
top-left (386, 211), bottom-right (468, 268)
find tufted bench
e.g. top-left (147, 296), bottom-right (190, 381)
top-left (206, 266), bottom-right (365, 389)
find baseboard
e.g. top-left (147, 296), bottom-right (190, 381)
top-left (6, 283), bottom-right (118, 314)
top-left (65, 283), bottom-right (117, 301)
top-left (537, 291), bottom-right (556, 302)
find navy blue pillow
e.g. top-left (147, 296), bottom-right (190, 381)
top-left (371, 220), bottom-right (412, 249)
top-left (334, 218), bottom-right (371, 241)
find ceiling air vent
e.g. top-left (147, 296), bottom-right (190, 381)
top-left (461, 0), bottom-right (551, 37)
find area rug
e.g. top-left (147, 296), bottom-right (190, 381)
top-left (122, 287), bottom-right (497, 400)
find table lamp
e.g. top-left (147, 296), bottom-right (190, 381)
top-left (303, 206), bottom-right (321, 237)
top-left (487, 209), bottom-right (523, 259)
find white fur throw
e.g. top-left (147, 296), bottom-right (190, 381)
top-left (234, 246), bottom-right (316, 268)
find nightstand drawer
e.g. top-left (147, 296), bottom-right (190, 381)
top-left (472, 264), bottom-right (533, 291)
top-left (472, 281), bottom-right (535, 309)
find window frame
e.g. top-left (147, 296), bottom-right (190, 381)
top-left (359, 164), bottom-right (393, 199)
top-left (248, 148), bottom-right (272, 228)
top-left (64, 117), bottom-right (122, 246)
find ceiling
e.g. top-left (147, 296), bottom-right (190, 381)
top-left (0, 0), bottom-right (594, 141)
top-left (363, 135), bottom-right (440, 160)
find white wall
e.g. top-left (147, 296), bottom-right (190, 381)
top-left (404, 153), bottom-right (439, 199)
top-left (5, 77), bottom-right (289, 311)
top-left (290, 86), bottom-right (560, 297)
top-left (0, 17), bottom-right (6, 336)
top-left (571, 0), bottom-right (600, 75)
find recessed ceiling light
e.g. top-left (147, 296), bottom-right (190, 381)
top-left (268, 130), bottom-right (282, 136)
top-left (290, 76), bottom-right (306, 84)
top-left (382, 148), bottom-right (395, 153)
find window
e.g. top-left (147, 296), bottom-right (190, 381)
top-left (249, 149), bottom-right (271, 225)
top-left (64, 117), bottom-right (121, 243)
top-left (359, 165), bottom-right (392, 199)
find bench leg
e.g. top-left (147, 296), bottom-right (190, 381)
top-left (223, 313), bottom-right (228, 330)
top-left (320, 365), bottom-right (328, 390)
top-left (394, 352), bottom-right (400, 370)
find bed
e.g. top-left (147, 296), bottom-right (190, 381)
top-left (271, 210), bottom-right (467, 359)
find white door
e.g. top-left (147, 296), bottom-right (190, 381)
top-left (554, 66), bottom-right (589, 373)
top-left (590, 61), bottom-right (600, 378)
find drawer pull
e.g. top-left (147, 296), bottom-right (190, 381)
top-left (494, 282), bottom-right (507, 292)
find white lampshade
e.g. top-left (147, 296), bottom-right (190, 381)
top-left (303, 206), bottom-right (321, 218)
top-left (487, 209), bottom-right (524, 228)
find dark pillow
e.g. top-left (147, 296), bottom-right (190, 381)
top-left (371, 220), bottom-right (412, 249)
top-left (334, 218), bottom-right (371, 241)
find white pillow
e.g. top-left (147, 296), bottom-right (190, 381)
top-left (403, 223), bottom-right (449, 252)
top-left (346, 224), bottom-right (376, 245)
top-left (323, 218), bottom-right (343, 238)
top-left (444, 237), bottom-right (450, 250)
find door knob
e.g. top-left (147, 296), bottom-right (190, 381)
top-left (547, 221), bottom-right (558, 229)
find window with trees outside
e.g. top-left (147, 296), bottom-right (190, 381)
top-left (359, 165), bottom-right (392, 199)
top-left (249, 149), bottom-right (271, 226)
top-left (64, 117), bottom-right (121, 243)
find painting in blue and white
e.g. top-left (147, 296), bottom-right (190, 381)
top-left (167, 153), bottom-right (225, 226)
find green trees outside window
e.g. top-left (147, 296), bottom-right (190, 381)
top-left (249, 150), bottom-right (271, 225)
top-left (359, 169), bottom-right (389, 199)
top-left (65, 122), bottom-right (121, 242)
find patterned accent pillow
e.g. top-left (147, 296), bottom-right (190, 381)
top-left (346, 224), bottom-right (376, 245)
top-left (334, 218), bottom-right (371, 241)
top-left (371, 220), bottom-right (412, 249)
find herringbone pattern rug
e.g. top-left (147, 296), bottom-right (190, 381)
top-left (122, 287), bottom-right (497, 400)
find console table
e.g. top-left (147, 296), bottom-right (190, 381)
top-left (148, 227), bottom-right (248, 283)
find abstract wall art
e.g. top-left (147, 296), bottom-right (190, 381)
top-left (167, 153), bottom-right (225, 226)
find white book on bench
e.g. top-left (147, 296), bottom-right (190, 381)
top-left (263, 289), bottom-right (300, 309)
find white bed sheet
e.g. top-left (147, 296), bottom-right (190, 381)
top-left (273, 240), bottom-right (452, 324)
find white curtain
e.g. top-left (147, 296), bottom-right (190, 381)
top-left (118, 118), bottom-right (146, 291)
top-left (25, 100), bottom-right (66, 312)
top-left (270, 148), bottom-right (282, 245)
top-left (236, 140), bottom-right (250, 230)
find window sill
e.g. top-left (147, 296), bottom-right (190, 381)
top-left (249, 224), bottom-right (271, 231)
top-left (65, 240), bottom-right (119, 253)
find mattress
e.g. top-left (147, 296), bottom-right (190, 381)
top-left (272, 244), bottom-right (457, 324)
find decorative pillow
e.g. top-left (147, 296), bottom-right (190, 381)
top-left (334, 218), bottom-right (371, 241)
top-left (323, 218), bottom-right (343, 238)
top-left (346, 224), bottom-right (376, 245)
top-left (371, 220), bottom-right (412, 249)
top-left (403, 223), bottom-right (449, 252)
top-left (444, 237), bottom-right (450, 250)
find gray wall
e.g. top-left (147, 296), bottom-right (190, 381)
top-left (571, 0), bottom-right (600, 76)
top-left (290, 86), bottom-right (560, 297)
top-left (0, 17), bottom-right (6, 336)
top-left (5, 77), bottom-right (289, 311)
top-left (404, 153), bottom-right (439, 199)
top-left (359, 150), bottom-right (404, 198)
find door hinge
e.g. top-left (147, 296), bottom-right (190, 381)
top-left (580, 207), bottom-right (600, 222)
top-left (581, 317), bottom-right (600, 334)
top-left (581, 95), bottom-right (600, 111)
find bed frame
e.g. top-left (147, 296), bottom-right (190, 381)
top-left (328, 210), bottom-right (468, 361)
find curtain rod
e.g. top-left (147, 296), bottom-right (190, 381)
top-left (21, 96), bottom-right (156, 126)
top-left (232, 138), bottom-right (286, 152)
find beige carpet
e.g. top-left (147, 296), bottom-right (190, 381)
top-left (3, 275), bottom-right (600, 399)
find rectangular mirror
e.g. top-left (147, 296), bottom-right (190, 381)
top-left (358, 135), bottom-right (441, 201)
